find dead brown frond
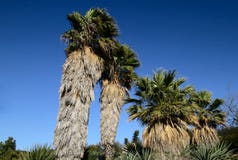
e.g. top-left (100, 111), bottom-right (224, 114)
top-left (142, 122), bottom-right (190, 155)
top-left (191, 126), bottom-right (219, 145)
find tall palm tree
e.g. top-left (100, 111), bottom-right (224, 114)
top-left (127, 70), bottom-right (193, 154)
top-left (100, 45), bottom-right (140, 160)
top-left (190, 91), bottom-right (226, 145)
top-left (54, 8), bottom-right (118, 160)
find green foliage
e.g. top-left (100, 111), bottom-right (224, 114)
top-left (190, 91), bottom-right (226, 128)
top-left (113, 142), bottom-right (124, 159)
top-left (115, 142), bottom-right (236, 160)
top-left (126, 69), bottom-right (227, 152)
top-left (62, 8), bottom-right (119, 56)
top-left (132, 130), bottom-right (140, 144)
top-left (82, 143), bottom-right (123, 160)
top-left (0, 137), bottom-right (19, 160)
top-left (5, 137), bottom-right (16, 151)
top-left (0, 149), bottom-right (19, 160)
top-left (124, 130), bottom-right (143, 156)
top-left (0, 137), bottom-right (16, 152)
top-left (189, 90), bottom-right (226, 145)
top-left (100, 44), bottom-right (140, 90)
top-left (190, 142), bottom-right (233, 160)
top-left (115, 149), bottom-right (155, 160)
top-left (0, 136), bottom-right (234, 160)
top-left (219, 127), bottom-right (238, 151)
top-left (127, 69), bottom-right (193, 127)
top-left (126, 70), bottom-right (193, 153)
top-left (19, 144), bottom-right (55, 160)
top-left (82, 144), bottom-right (104, 160)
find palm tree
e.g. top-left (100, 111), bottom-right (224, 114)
top-left (100, 45), bottom-right (140, 160)
top-left (127, 70), bottom-right (193, 154)
top-left (190, 91), bottom-right (226, 145)
top-left (54, 8), bottom-right (119, 160)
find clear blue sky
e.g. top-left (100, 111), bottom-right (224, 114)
top-left (0, 0), bottom-right (238, 150)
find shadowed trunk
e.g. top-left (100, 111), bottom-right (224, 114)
top-left (191, 126), bottom-right (219, 145)
top-left (100, 80), bottom-right (126, 160)
top-left (142, 122), bottom-right (190, 155)
top-left (54, 46), bottom-right (102, 160)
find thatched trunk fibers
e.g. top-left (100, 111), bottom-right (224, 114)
top-left (54, 46), bottom-right (102, 160)
top-left (143, 122), bottom-right (190, 155)
top-left (100, 80), bottom-right (126, 160)
top-left (191, 126), bottom-right (219, 145)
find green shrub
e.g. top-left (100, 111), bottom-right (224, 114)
top-left (116, 142), bottom-right (236, 160)
top-left (19, 144), bottom-right (55, 160)
top-left (0, 137), bottom-right (20, 160)
top-left (190, 141), bottom-right (233, 160)
top-left (115, 148), bottom-right (155, 160)
top-left (82, 144), bottom-right (104, 160)
top-left (219, 127), bottom-right (238, 151)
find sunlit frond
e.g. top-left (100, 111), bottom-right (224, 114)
top-left (62, 8), bottom-right (119, 57)
top-left (127, 69), bottom-right (193, 153)
top-left (86, 8), bottom-right (119, 37)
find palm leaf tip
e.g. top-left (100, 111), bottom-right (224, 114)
top-left (87, 8), bottom-right (119, 37)
top-left (62, 8), bottom-right (120, 56)
top-left (208, 98), bottom-right (224, 111)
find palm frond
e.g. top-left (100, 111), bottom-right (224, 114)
top-left (62, 8), bottom-right (119, 57)
top-left (19, 144), bottom-right (54, 160)
top-left (86, 8), bottom-right (119, 37)
top-left (208, 98), bottom-right (224, 111)
top-left (190, 141), bottom-right (233, 160)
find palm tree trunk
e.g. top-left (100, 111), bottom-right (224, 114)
top-left (191, 126), bottom-right (219, 145)
top-left (142, 122), bottom-right (190, 155)
top-left (100, 80), bottom-right (126, 160)
top-left (54, 46), bottom-right (102, 160)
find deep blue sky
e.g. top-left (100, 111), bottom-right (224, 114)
top-left (0, 0), bottom-right (238, 149)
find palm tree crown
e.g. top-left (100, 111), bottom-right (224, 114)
top-left (62, 8), bottom-right (118, 56)
top-left (127, 70), bottom-right (193, 126)
top-left (54, 8), bottom-right (120, 160)
top-left (189, 90), bottom-right (226, 145)
top-left (100, 44), bottom-right (140, 88)
top-left (99, 44), bottom-right (140, 160)
top-left (190, 91), bottom-right (226, 128)
top-left (127, 70), bottom-right (193, 153)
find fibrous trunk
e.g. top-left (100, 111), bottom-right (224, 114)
top-left (100, 80), bottom-right (126, 160)
top-left (142, 122), bottom-right (190, 155)
top-left (191, 126), bottom-right (219, 145)
top-left (54, 46), bottom-right (102, 160)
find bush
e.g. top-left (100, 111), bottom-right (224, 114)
top-left (0, 137), bottom-right (20, 160)
top-left (219, 127), bottom-right (238, 152)
top-left (19, 144), bottom-right (55, 160)
top-left (82, 144), bottom-right (104, 160)
top-left (190, 141), bottom-right (234, 160)
top-left (115, 149), bottom-right (155, 160)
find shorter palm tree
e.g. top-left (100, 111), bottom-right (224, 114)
top-left (127, 70), bottom-right (193, 154)
top-left (189, 91), bottom-right (226, 145)
top-left (100, 44), bottom-right (140, 160)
